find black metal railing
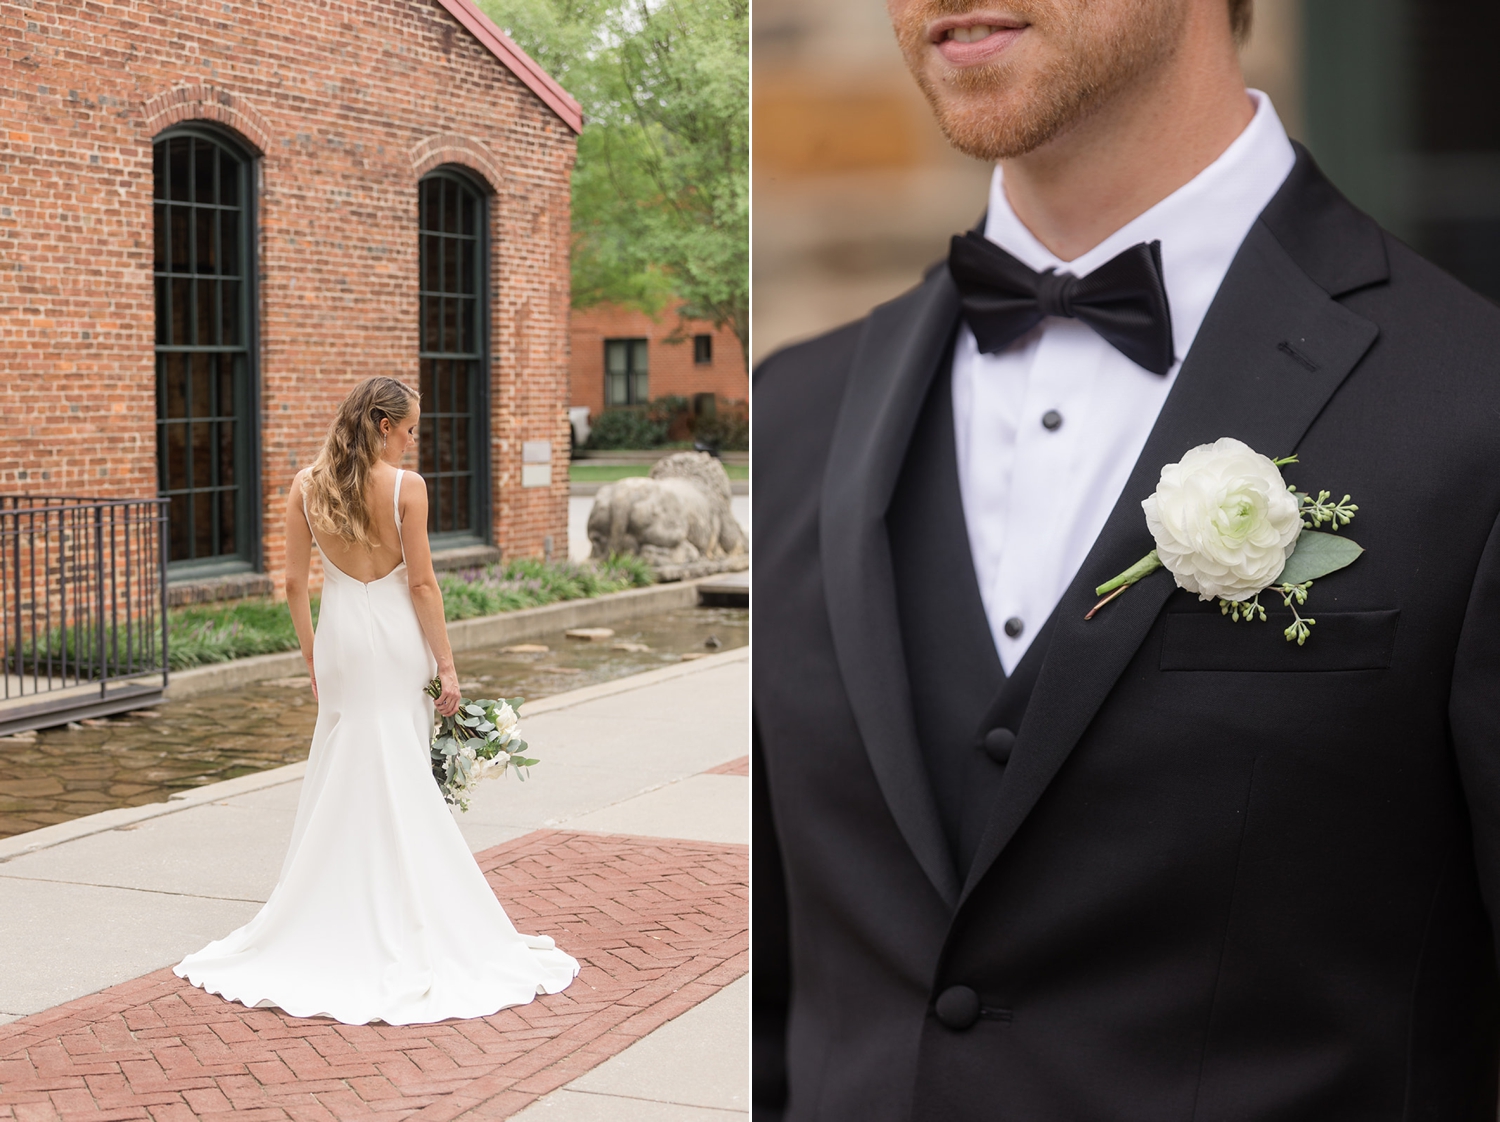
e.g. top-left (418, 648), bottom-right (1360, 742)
top-left (0, 496), bottom-right (169, 734)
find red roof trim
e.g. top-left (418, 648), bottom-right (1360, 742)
top-left (434, 0), bottom-right (584, 134)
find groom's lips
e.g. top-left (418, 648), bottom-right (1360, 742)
top-left (928, 14), bottom-right (1028, 67)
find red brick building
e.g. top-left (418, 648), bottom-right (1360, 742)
top-left (568, 302), bottom-right (746, 423)
top-left (0, 0), bottom-right (580, 600)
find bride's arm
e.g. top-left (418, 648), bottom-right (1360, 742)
top-left (399, 473), bottom-right (462, 717)
top-left (284, 470), bottom-right (318, 700)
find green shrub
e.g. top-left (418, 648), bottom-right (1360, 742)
top-left (692, 400), bottom-right (748, 451)
top-left (437, 554), bottom-right (654, 621)
top-left (168, 598), bottom-right (313, 670)
top-left (584, 396), bottom-right (701, 450)
top-left (585, 408), bottom-right (669, 449)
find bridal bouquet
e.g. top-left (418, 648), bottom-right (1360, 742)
top-left (425, 678), bottom-right (539, 811)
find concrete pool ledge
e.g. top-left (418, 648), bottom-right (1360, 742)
top-left (0, 762), bottom-right (311, 864)
top-left (0, 646), bottom-right (749, 865)
top-left (163, 576), bottom-right (721, 702)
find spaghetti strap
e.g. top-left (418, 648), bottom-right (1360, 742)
top-left (394, 469), bottom-right (406, 564)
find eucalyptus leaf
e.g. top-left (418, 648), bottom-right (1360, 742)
top-left (1275, 529), bottom-right (1364, 586)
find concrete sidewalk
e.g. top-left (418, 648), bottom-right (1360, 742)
top-left (0, 648), bottom-right (749, 1119)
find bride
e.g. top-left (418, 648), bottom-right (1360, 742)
top-left (175, 375), bottom-right (579, 1025)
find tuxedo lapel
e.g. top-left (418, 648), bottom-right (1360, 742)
top-left (958, 167), bottom-right (1386, 906)
top-left (822, 269), bottom-right (964, 908)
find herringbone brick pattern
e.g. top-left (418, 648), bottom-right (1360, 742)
top-left (0, 830), bottom-right (747, 1121)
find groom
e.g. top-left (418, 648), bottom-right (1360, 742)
top-left (754, 0), bottom-right (1500, 1118)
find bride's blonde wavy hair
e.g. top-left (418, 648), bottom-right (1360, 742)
top-left (303, 376), bottom-right (420, 548)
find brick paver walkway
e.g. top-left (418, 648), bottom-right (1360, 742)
top-left (0, 830), bottom-right (748, 1121)
top-left (704, 755), bottom-right (748, 777)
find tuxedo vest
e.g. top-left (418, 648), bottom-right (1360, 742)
top-left (887, 357), bottom-right (1054, 880)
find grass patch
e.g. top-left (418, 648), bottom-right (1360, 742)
top-left (168, 598), bottom-right (314, 671)
top-left (570, 462), bottom-right (748, 482)
top-left (438, 555), bottom-right (654, 621)
top-left (164, 556), bottom-right (657, 670)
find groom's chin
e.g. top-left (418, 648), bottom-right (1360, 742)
top-left (909, 65), bottom-right (1078, 163)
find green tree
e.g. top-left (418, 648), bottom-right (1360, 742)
top-left (478, 0), bottom-right (748, 369)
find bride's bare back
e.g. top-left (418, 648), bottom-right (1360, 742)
top-left (300, 463), bottom-right (409, 584)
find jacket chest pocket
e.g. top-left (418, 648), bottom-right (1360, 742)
top-left (1159, 609), bottom-right (1401, 672)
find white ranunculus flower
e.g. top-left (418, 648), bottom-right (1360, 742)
top-left (1142, 437), bottom-right (1302, 602)
top-left (490, 702), bottom-right (518, 737)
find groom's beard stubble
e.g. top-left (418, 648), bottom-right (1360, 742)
top-left (892, 0), bottom-right (1188, 162)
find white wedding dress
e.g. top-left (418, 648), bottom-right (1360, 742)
top-left (175, 469), bottom-right (579, 1024)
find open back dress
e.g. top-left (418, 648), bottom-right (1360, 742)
top-left (175, 469), bottom-right (579, 1024)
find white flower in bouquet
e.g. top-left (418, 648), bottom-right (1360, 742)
top-left (489, 701), bottom-right (518, 738)
top-left (473, 752), bottom-right (507, 781)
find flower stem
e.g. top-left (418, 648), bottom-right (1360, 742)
top-left (1094, 550), bottom-right (1163, 598)
top-left (1085, 584), bottom-right (1131, 620)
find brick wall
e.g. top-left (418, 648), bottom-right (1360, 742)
top-left (0, 0), bottom-right (577, 596)
top-left (568, 302), bottom-right (747, 418)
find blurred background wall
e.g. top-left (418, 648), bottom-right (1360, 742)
top-left (753, 0), bottom-right (1500, 363)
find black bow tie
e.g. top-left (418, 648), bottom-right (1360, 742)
top-left (947, 231), bottom-right (1176, 375)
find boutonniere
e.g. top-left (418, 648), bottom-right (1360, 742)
top-left (1088, 437), bottom-right (1362, 645)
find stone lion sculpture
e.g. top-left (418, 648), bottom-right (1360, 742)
top-left (587, 451), bottom-right (747, 575)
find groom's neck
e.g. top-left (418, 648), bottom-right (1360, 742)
top-left (999, 10), bottom-right (1254, 262)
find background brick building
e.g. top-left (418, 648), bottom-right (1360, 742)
top-left (0, 0), bottom-right (580, 600)
top-left (568, 302), bottom-right (746, 423)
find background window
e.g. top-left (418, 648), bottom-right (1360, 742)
top-left (1304, 0), bottom-right (1500, 301)
top-left (605, 338), bottom-right (649, 405)
top-left (154, 129), bottom-right (255, 568)
top-left (693, 334), bottom-right (713, 364)
top-left (418, 170), bottom-right (488, 540)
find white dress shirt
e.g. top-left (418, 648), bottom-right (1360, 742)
top-left (953, 90), bottom-right (1297, 673)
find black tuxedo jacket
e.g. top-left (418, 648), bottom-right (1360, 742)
top-left (753, 147), bottom-right (1500, 1120)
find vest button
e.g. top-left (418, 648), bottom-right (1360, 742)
top-left (934, 985), bottom-right (981, 1030)
top-left (982, 727), bottom-right (1016, 765)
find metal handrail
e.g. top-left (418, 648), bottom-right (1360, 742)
top-left (0, 495), bottom-right (169, 734)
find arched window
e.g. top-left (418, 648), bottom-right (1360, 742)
top-left (153, 127), bottom-right (257, 569)
top-left (418, 169), bottom-right (489, 542)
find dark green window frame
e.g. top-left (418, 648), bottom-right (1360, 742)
top-left (153, 125), bottom-right (260, 575)
top-left (418, 167), bottom-right (491, 545)
top-left (605, 338), bottom-right (650, 405)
